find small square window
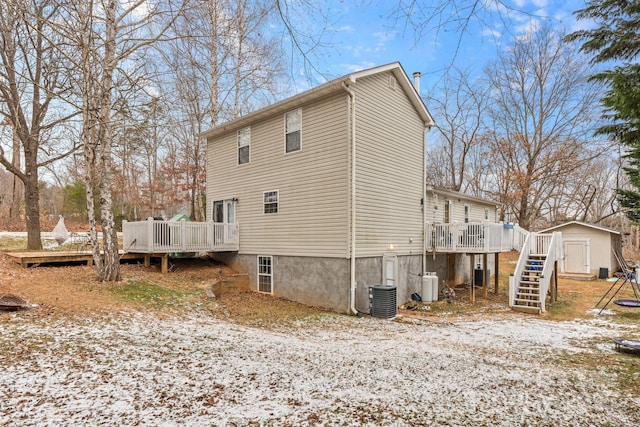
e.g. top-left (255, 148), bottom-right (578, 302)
top-left (263, 190), bottom-right (278, 214)
top-left (285, 109), bottom-right (301, 153)
top-left (238, 127), bottom-right (250, 165)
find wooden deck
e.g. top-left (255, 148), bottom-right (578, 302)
top-left (6, 251), bottom-right (173, 273)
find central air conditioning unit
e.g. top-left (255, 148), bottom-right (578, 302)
top-left (369, 285), bottom-right (397, 319)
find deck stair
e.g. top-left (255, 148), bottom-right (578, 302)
top-left (509, 231), bottom-right (562, 314)
top-left (513, 254), bottom-right (546, 314)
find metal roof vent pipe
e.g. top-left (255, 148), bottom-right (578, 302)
top-left (413, 71), bottom-right (421, 93)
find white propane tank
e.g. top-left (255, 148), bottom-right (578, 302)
top-left (431, 275), bottom-right (439, 302)
top-left (421, 275), bottom-right (432, 303)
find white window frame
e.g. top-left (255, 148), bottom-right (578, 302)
top-left (484, 208), bottom-right (489, 220)
top-left (444, 200), bottom-right (451, 223)
top-left (237, 127), bottom-right (251, 165)
top-left (263, 190), bottom-right (279, 214)
top-left (284, 109), bottom-right (302, 153)
top-left (383, 253), bottom-right (398, 287)
top-left (464, 205), bottom-right (470, 223)
top-left (257, 255), bottom-right (273, 294)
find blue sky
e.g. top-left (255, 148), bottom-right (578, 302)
top-left (302, 0), bottom-right (594, 92)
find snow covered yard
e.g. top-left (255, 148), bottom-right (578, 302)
top-left (1, 311), bottom-right (639, 426)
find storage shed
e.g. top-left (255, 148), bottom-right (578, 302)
top-left (540, 221), bottom-right (622, 278)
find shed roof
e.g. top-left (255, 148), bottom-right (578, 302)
top-left (539, 220), bottom-right (621, 236)
top-left (199, 62), bottom-right (435, 140)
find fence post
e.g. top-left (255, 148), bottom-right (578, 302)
top-left (122, 220), bottom-right (128, 250)
top-left (147, 217), bottom-right (154, 252)
top-left (180, 219), bottom-right (186, 252)
top-left (208, 220), bottom-right (215, 250)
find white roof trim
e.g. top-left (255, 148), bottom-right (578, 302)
top-left (540, 220), bottom-right (621, 235)
top-left (200, 62), bottom-right (434, 140)
top-left (427, 186), bottom-right (501, 207)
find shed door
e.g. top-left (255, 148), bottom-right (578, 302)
top-left (564, 240), bottom-right (589, 274)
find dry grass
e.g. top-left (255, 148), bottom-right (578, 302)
top-left (1, 238), bottom-right (640, 327)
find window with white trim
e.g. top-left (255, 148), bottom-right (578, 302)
top-left (258, 256), bottom-right (273, 293)
top-left (263, 190), bottom-right (278, 214)
top-left (238, 127), bottom-right (250, 165)
top-left (285, 109), bottom-right (301, 153)
top-left (464, 205), bottom-right (470, 223)
top-left (444, 200), bottom-right (451, 223)
top-left (484, 208), bottom-right (489, 220)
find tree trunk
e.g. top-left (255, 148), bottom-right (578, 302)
top-left (23, 169), bottom-right (42, 250)
top-left (10, 129), bottom-right (23, 222)
top-left (96, 0), bottom-right (120, 282)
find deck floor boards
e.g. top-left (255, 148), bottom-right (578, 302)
top-left (7, 251), bottom-right (147, 268)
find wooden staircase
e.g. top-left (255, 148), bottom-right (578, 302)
top-left (512, 254), bottom-right (546, 314)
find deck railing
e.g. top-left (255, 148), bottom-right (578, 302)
top-left (122, 218), bottom-right (239, 253)
top-left (426, 221), bottom-right (523, 253)
top-left (509, 231), bottom-right (563, 312)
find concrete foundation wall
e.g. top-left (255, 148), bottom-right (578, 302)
top-left (212, 253), bottom-right (351, 313)
top-left (426, 252), bottom-right (498, 291)
top-left (212, 253), bottom-right (423, 314)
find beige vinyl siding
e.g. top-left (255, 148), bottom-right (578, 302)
top-left (353, 72), bottom-right (425, 257)
top-left (207, 94), bottom-right (349, 257)
top-left (555, 223), bottom-right (616, 274)
top-left (424, 192), bottom-right (498, 223)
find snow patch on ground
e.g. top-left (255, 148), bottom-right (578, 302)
top-left (1, 312), bottom-right (639, 426)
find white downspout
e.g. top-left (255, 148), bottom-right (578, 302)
top-left (343, 81), bottom-right (358, 315)
top-left (423, 126), bottom-right (430, 275)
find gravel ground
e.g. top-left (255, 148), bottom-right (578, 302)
top-left (1, 310), bottom-right (639, 426)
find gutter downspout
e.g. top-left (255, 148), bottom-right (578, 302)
top-left (343, 81), bottom-right (358, 315)
top-left (423, 126), bottom-right (429, 275)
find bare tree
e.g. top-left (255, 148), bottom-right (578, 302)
top-left (0, 0), bottom-right (78, 249)
top-left (56, 0), bottom-right (186, 281)
top-left (484, 25), bottom-right (605, 229)
top-left (160, 0), bottom-right (286, 220)
top-left (426, 67), bottom-right (488, 191)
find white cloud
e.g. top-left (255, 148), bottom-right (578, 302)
top-left (342, 62), bottom-right (377, 73)
top-left (482, 27), bottom-right (503, 39)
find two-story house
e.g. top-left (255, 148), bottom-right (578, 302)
top-left (201, 63), bottom-right (434, 313)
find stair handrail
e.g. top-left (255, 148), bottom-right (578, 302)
top-left (510, 232), bottom-right (533, 307)
top-left (537, 231), bottom-right (563, 312)
top-left (511, 224), bottom-right (529, 252)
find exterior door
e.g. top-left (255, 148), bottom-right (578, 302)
top-left (213, 199), bottom-right (237, 244)
top-left (212, 200), bottom-right (236, 223)
top-left (564, 240), bottom-right (589, 273)
top-left (383, 254), bottom-right (398, 287)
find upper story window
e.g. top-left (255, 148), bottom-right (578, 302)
top-left (285, 109), bottom-right (301, 153)
top-left (263, 190), bottom-right (279, 214)
top-left (484, 208), bottom-right (489, 220)
top-left (464, 205), bottom-right (470, 223)
top-left (444, 200), bottom-right (451, 223)
top-left (238, 127), bottom-right (250, 165)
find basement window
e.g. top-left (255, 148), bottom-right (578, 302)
top-left (258, 256), bottom-right (273, 293)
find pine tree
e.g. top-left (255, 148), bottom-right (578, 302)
top-left (567, 0), bottom-right (640, 222)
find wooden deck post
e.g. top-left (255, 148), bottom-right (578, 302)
top-left (551, 260), bottom-right (558, 302)
top-left (494, 252), bottom-right (499, 294)
top-left (483, 253), bottom-right (489, 298)
top-left (161, 254), bottom-right (169, 274)
top-left (469, 255), bottom-right (475, 303)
